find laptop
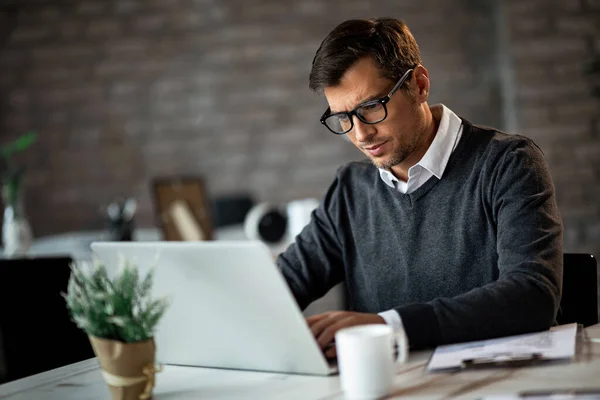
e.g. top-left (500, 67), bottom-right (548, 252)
top-left (91, 241), bottom-right (337, 376)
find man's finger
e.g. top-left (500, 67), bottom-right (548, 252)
top-left (309, 313), bottom-right (347, 343)
top-left (305, 313), bottom-right (330, 326)
top-left (325, 345), bottom-right (337, 359)
top-left (317, 316), bottom-right (354, 348)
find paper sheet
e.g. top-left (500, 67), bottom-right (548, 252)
top-left (482, 393), bottom-right (600, 400)
top-left (427, 323), bottom-right (578, 371)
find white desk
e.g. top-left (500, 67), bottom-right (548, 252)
top-left (1, 324), bottom-right (599, 400)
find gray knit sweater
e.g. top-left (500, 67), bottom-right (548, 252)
top-left (277, 119), bottom-right (563, 349)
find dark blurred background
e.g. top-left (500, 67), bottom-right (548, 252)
top-left (0, 0), bottom-right (598, 258)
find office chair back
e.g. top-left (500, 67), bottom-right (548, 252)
top-left (0, 256), bottom-right (95, 383)
top-left (557, 253), bottom-right (598, 327)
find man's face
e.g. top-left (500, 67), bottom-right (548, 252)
top-left (324, 57), bottom-right (425, 170)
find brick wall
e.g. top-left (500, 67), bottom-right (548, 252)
top-left (0, 0), bottom-right (504, 236)
top-left (1, 0), bottom-right (599, 265)
top-left (504, 0), bottom-right (600, 259)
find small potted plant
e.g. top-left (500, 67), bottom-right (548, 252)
top-left (0, 131), bottom-right (37, 256)
top-left (64, 257), bottom-right (169, 400)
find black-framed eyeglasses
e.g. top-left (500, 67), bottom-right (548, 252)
top-left (320, 68), bottom-right (414, 135)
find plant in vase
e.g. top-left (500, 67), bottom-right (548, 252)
top-left (0, 131), bottom-right (37, 256)
top-left (64, 257), bottom-right (169, 400)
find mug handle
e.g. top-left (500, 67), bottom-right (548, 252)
top-left (394, 328), bottom-right (409, 364)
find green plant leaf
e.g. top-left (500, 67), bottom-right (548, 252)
top-left (0, 132), bottom-right (37, 158)
top-left (64, 257), bottom-right (169, 343)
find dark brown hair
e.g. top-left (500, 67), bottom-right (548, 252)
top-left (309, 18), bottom-right (422, 93)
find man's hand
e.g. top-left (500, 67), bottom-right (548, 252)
top-left (306, 311), bottom-right (386, 358)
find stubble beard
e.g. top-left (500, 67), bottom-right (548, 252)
top-left (370, 103), bottom-right (424, 170)
top-left (369, 137), bottom-right (419, 170)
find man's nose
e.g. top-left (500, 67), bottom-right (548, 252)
top-left (352, 116), bottom-right (376, 143)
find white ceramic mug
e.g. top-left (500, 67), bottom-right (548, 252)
top-left (335, 324), bottom-right (408, 400)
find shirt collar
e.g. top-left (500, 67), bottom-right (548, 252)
top-left (379, 104), bottom-right (462, 188)
top-left (379, 168), bottom-right (397, 187)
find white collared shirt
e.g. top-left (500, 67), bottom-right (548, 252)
top-left (378, 104), bottom-right (463, 194)
top-left (377, 104), bottom-right (463, 330)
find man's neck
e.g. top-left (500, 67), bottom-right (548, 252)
top-left (390, 104), bottom-right (441, 182)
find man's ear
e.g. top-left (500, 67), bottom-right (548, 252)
top-left (412, 65), bottom-right (430, 102)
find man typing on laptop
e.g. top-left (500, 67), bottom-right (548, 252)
top-left (276, 18), bottom-right (563, 356)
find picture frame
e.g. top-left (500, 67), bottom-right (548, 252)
top-left (151, 176), bottom-right (214, 241)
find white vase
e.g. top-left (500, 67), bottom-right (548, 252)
top-left (2, 178), bottom-right (33, 258)
top-left (2, 204), bottom-right (33, 257)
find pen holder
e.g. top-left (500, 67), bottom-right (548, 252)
top-left (108, 217), bottom-right (134, 241)
top-left (105, 198), bottom-right (137, 241)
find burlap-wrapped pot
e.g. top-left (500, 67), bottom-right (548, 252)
top-left (89, 336), bottom-right (159, 400)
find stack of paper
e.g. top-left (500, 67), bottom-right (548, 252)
top-left (428, 323), bottom-right (578, 371)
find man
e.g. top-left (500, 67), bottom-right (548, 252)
top-left (276, 18), bottom-right (563, 354)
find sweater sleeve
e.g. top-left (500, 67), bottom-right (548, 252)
top-left (396, 139), bottom-right (563, 349)
top-left (276, 171), bottom-right (346, 311)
